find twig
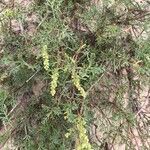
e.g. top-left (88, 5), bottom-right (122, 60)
top-left (86, 73), bottom-right (105, 94)
top-left (36, 11), bottom-right (50, 30)
top-left (135, 87), bottom-right (150, 118)
top-left (13, 68), bottom-right (41, 93)
top-left (129, 127), bottom-right (140, 150)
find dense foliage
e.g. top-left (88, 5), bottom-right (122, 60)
top-left (0, 0), bottom-right (150, 149)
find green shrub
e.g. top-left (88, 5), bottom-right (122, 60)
top-left (0, 0), bottom-right (149, 149)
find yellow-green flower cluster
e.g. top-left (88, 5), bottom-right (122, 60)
top-left (42, 45), bottom-right (49, 71)
top-left (50, 69), bottom-right (59, 96)
top-left (0, 72), bottom-right (8, 82)
top-left (72, 70), bottom-right (86, 98)
top-left (76, 116), bottom-right (92, 150)
top-left (3, 9), bottom-right (14, 18)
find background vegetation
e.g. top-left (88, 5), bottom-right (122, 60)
top-left (0, 0), bottom-right (150, 149)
